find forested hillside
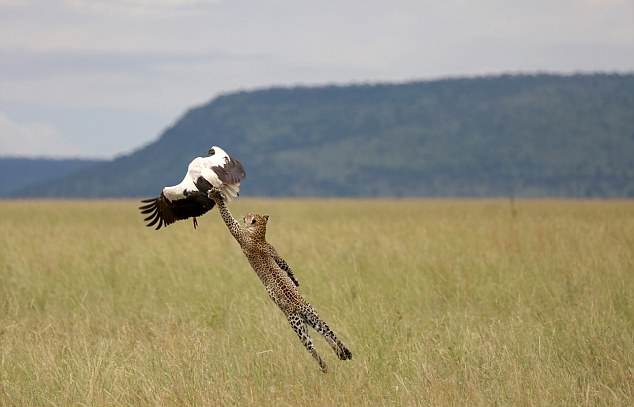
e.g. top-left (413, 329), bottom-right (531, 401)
top-left (15, 74), bottom-right (634, 197)
top-left (0, 158), bottom-right (103, 197)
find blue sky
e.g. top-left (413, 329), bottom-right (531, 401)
top-left (1, 0), bottom-right (633, 158)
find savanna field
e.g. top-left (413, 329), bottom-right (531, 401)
top-left (0, 199), bottom-right (633, 406)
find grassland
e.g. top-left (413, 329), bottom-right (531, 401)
top-left (0, 199), bottom-right (633, 406)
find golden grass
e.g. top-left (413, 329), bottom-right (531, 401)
top-left (0, 199), bottom-right (633, 406)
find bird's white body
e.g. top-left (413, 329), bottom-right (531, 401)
top-left (162, 146), bottom-right (241, 202)
top-left (139, 145), bottom-right (245, 230)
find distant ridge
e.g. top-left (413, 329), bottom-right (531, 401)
top-left (0, 157), bottom-right (103, 197)
top-left (15, 73), bottom-right (634, 198)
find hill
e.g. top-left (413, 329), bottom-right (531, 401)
top-left (15, 73), bottom-right (634, 197)
top-left (0, 157), bottom-right (103, 197)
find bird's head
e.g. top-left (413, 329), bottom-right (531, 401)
top-left (207, 145), bottom-right (227, 157)
top-left (243, 212), bottom-right (269, 240)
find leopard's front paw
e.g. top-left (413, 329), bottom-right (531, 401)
top-left (207, 187), bottom-right (223, 201)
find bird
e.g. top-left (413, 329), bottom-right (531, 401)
top-left (138, 146), bottom-right (246, 230)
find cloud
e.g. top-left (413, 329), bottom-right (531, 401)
top-left (0, 0), bottom-right (633, 158)
top-left (0, 48), bottom-right (277, 115)
top-left (0, 0), bottom-right (29, 6)
top-left (63, 0), bottom-right (222, 18)
top-left (585, 0), bottom-right (628, 5)
top-left (0, 112), bottom-right (81, 157)
top-left (0, 49), bottom-right (267, 80)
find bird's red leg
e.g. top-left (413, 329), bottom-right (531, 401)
top-left (193, 217), bottom-right (198, 230)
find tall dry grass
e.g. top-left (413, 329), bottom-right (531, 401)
top-left (1, 199), bottom-right (633, 406)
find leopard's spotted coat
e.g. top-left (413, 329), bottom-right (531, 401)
top-left (208, 188), bottom-right (351, 372)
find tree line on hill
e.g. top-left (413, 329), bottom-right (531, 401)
top-left (7, 73), bottom-right (634, 198)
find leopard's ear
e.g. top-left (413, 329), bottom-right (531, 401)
top-left (263, 215), bottom-right (269, 222)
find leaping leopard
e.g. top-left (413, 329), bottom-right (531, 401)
top-left (206, 187), bottom-right (352, 372)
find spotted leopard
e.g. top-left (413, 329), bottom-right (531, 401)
top-left (207, 187), bottom-right (352, 372)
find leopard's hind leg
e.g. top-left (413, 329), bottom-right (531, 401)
top-left (288, 313), bottom-right (328, 373)
top-left (303, 306), bottom-right (352, 361)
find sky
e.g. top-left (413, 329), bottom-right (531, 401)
top-left (1, 0), bottom-right (633, 159)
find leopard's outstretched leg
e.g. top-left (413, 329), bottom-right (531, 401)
top-left (288, 313), bottom-right (328, 373)
top-left (303, 307), bottom-right (352, 361)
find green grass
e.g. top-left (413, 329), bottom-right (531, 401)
top-left (1, 199), bottom-right (633, 406)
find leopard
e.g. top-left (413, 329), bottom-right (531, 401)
top-left (206, 187), bottom-right (352, 372)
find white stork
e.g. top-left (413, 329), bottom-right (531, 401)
top-left (139, 146), bottom-right (245, 230)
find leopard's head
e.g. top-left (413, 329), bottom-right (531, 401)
top-left (244, 212), bottom-right (269, 239)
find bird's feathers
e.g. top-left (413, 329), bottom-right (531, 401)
top-left (139, 192), bottom-right (215, 230)
top-left (212, 157), bottom-right (246, 185)
top-left (139, 146), bottom-right (244, 230)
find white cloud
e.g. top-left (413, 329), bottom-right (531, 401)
top-left (0, 113), bottom-right (81, 157)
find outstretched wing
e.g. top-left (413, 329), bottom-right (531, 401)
top-left (274, 257), bottom-right (299, 287)
top-left (212, 157), bottom-right (246, 185)
top-left (139, 192), bottom-right (215, 230)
